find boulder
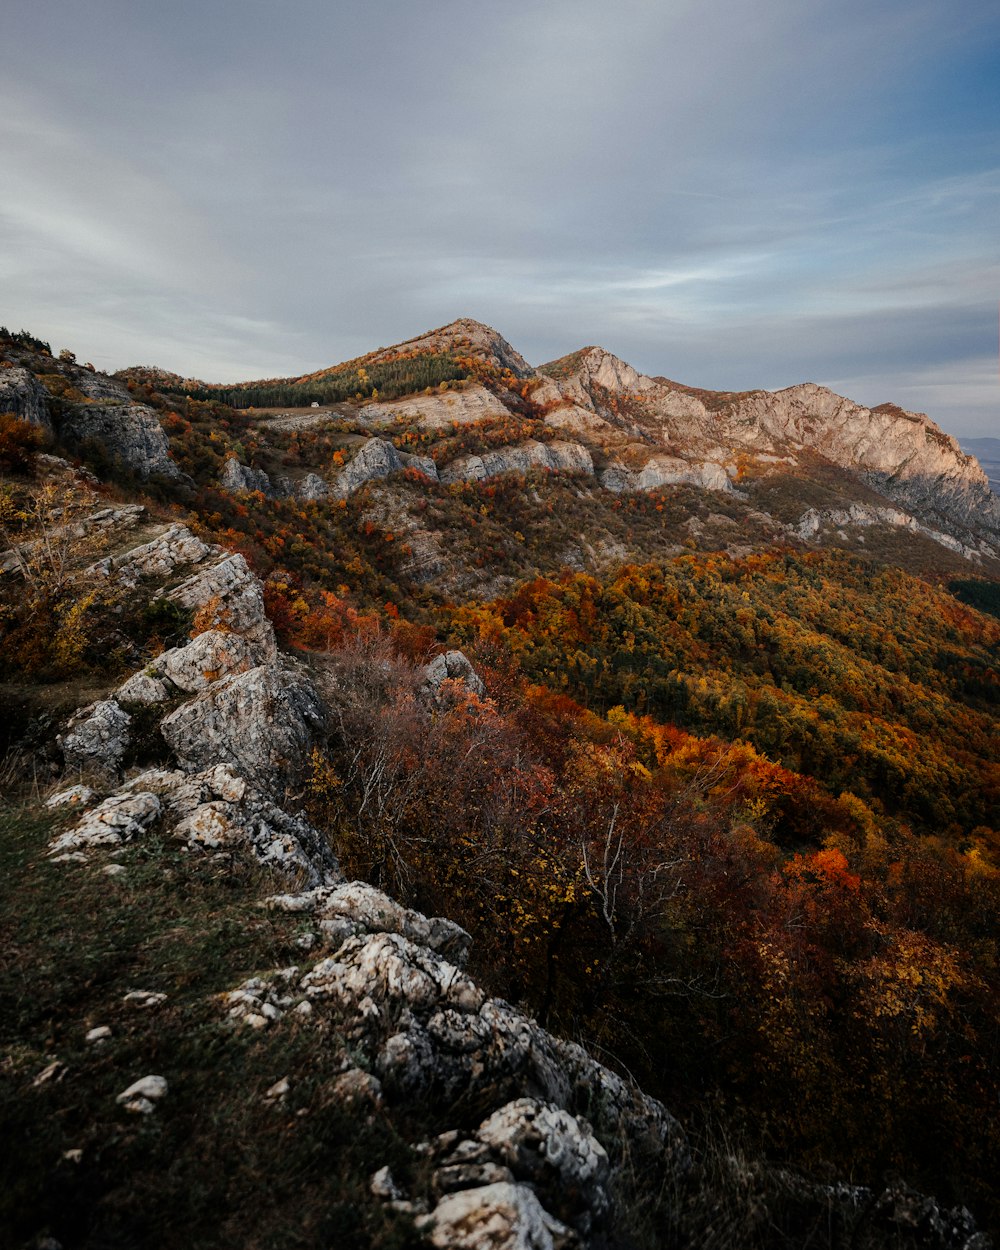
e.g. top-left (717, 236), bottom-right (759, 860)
top-left (167, 554), bottom-right (276, 656)
top-left (426, 1182), bottom-right (576, 1250)
top-left (59, 700), bottom-right (132, 778)
top-left (475, 1099), bottom-right (609, 1228)
top-left (159, 665), bottom-right (324, 792)
top-left (421, 650), bottom-right (486, 700)
top-left (219, 458), bottom-right (274, 495)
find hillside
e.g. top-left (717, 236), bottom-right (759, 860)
top-left (2, 320), bottom-right (1000, 1248)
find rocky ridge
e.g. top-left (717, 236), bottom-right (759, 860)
top-left (39, 509), bottom-right (695, 1245)
top-left (1, 352), bottom-right (179, 480)
top-left (28, 498), bottom-right (992, 1248)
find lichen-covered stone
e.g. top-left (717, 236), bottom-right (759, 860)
top-left (59, 700), bottom-right (132, 778)
top-left (159, 663), bottom-right (322, 791)
top-left (167, 554), bottom-right (276, 656)
top-left (48, 791), bottom-right (161, 855)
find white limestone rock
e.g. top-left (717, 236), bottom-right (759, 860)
top-left (48, 791), bottom-right (161, 855)
top-left (297, 472), bottom-right (330, 500)
top-left (333, 438), bottom-right (407, 497)
top-left (167, 554), bottom-right (276, 656)
top-left (45, 784), bottom-right (96, 810)
top-left (123, 991), bottom-right (167, 1009)
top-left (599, 456), bottom-right (731, 494)
top-left (117, 629), bottom-right (264, 705)
top-left (476, 1098), bottom-right (610, 1227)
top-left (106, 523), bottom-right (211, 584)
top-left (126, 762), bottom-right (340, 886)
top-left (117, 1074), bottom-right (168, 1114)
top-left (427, 1182), bottom-right (575, 1250)
top-left (265, 880), bottom-right (471, 963)
top-left (439, 440), bottom-right (592, 485)
top-left (59, 700), bottom-right (132, 778)
top-left (421, 650), bottom-right (486, 700)
top-left (159, 663), bottom-right (323, 791)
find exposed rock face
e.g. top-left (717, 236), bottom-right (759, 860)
top-left (58, 402), bottom-right (180, 480)
top-left (117, 629), bottom-right (265, 704)
top-left (422, 650), bottom-right (487, 700)
top-left (727, 385), bottom-right (1000, 536)
top-left (99, 522), bottom-right (211, 584)
top-left (333, 438), bottom-right (439, 497)
top-left (537, 350), bottom-right (1000, 543)
top-left (160, 663), bottom-right (323, 791)
top-left (439, 440), bottom-right (593, 485)
top-left (794, 502), bottom-right (982, 561)
top-left (60, 700), bottom-right (132, 779)
top-left (0, 366), bottom-right (52, 430)
top-left (363, 384), bottom-right (511, 430)
top-left (167, 553), bottom-right (277, 656)
top-left (219, 457), bottom-right (274, 495)
top-left (296, 472), bottom-right (330, 500)
top-left (600, 455), bottom-right (731, 494)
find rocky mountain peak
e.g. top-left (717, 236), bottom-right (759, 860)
top-left (371, 317), bottom-right (534, 378)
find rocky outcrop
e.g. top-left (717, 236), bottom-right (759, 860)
top-left (600, 455), bottom-right (731, 494)
top-left (160, 663), bottom-right (323, 792)
top-left (0, 366), bottom-right (52, 430)
top-left (58, 402), bottom-right (180, 480)
top-left (3, 503), bottom-right (146, 576)
top-left (265, 879), bottom-right (471, 963)
top-left (296, 472), bottom-right (330, 501)
top-left (426, 1181), bottom-right (575, 1249)
top-left (216, 918), bottom-right (688, 1239)
top-left (219, 457), bottom-right (274, 495)
top-left (47, 763), bottom-right (340, 885)
top-left (333, 438), bottom-right (439, 497)
top-left (439, 440), bottom-right (593, 485)
top-left (794, 502), bottom-right (983, 560)
top-left (167, 553), bottom-right (276, 656)
top-left (421, 650), bottom-right (486, 700)
top-left (726, 385), bottom-right (1000, 536)
top-left (96, 522), bottom-right (211, 584)
top-left (539, 349), bottom-right (1000, 542)
top-left (363, 384), bottom-right (511, 430)
top-left (117, 629), bottom-right (265, 704)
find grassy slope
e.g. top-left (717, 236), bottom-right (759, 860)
top-left (0, 802), bottom-right (424, 1250)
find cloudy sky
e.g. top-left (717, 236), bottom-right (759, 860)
top-left (2, 0), bottom-right (998, 435)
